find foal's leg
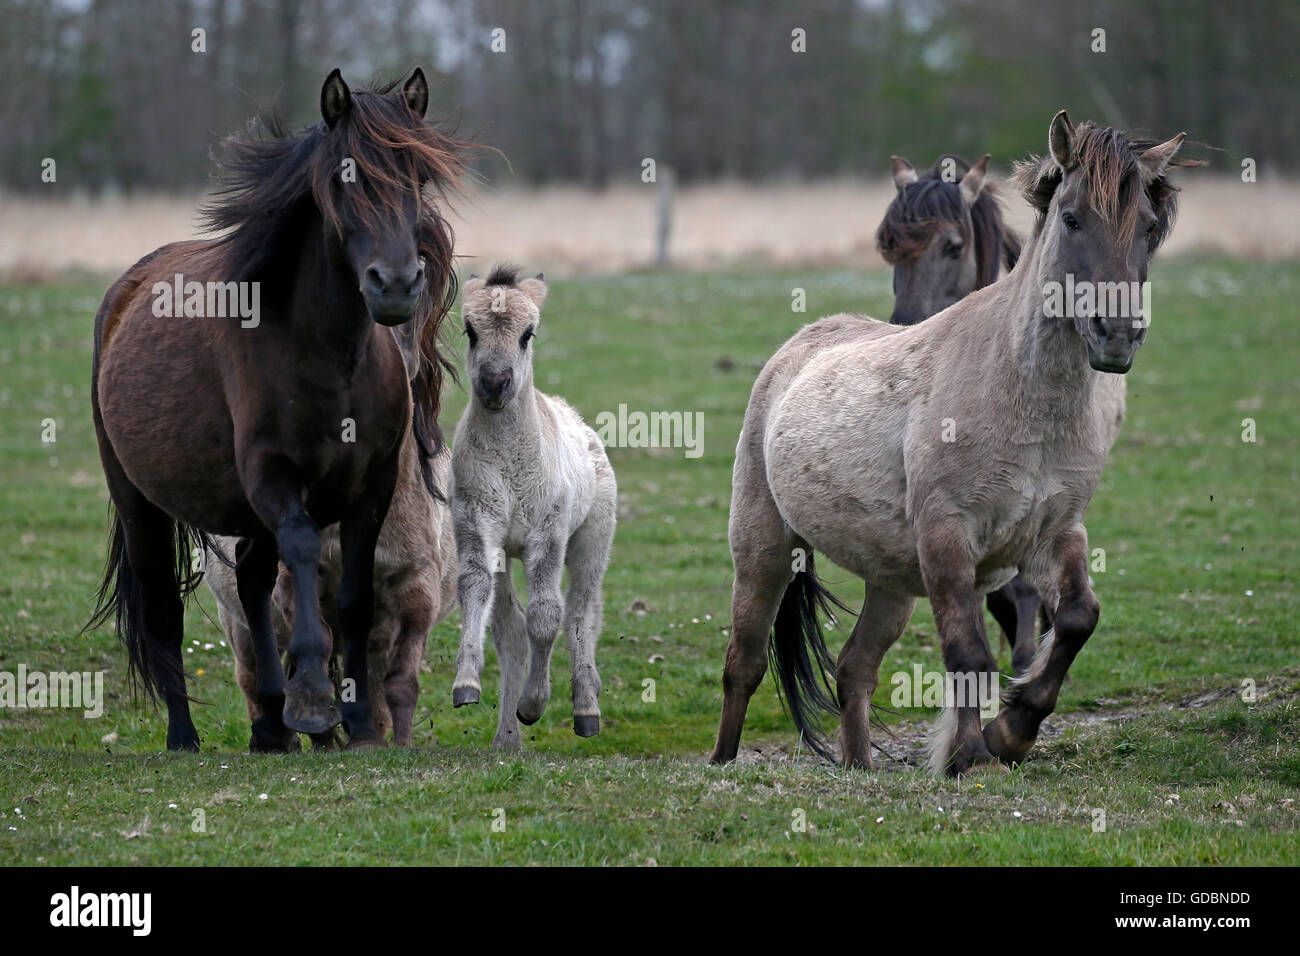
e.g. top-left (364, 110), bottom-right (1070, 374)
top-left (517, 526), bottom-right (567, 726)
top-left (562, 509), bottom-right (614, 738)
top-left (918, 514), bottom-right (999, 776)
top-left (383, 586), bottom-right (434, 747)
top-left (709, 472), bottom-right (797, 764)
top-left (489, 569), bottom-right (528, 749)
top-left (985, 525), bottom-right (1098, 764)
top-left (334, 457), bottom-right (400, 750)
top-left (836, 587), bottom-right (916, 769)
top-left (234, 535), bottom-right (300, 753)
top-left (451, 511), bottom-right (500, 707)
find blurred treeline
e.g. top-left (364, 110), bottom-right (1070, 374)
top-left (0, 0), bottom-right (1295, 194)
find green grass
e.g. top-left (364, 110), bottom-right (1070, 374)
top-left (0, 260), bottom-right (1297, 864)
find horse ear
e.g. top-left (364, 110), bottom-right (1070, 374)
top-left (463, 275), bottom-right (486, 297)
top-left (1139, 132), bottom-right (1187, 182)
top-left (891, 156), bottom-right (917, 191)
top-left (1049, 109), bottom-right (1076, 171)
top-left (403, 67), bottom-right (429, 119)
top-left (959, 154), bottom-right (991, 205)
top-left (519, 275), bottom-right (548, 309)
top-left (321, 68), bottom-right (351, 128)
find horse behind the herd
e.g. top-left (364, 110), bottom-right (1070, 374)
top-left (449, 266), bottom-right (618, 748)
top-left (85, 67), bottom-right (464, 751)
top-left (876, 150), bottom-right (1128, 677)
top-left (713, 111), bottom-right (1195, 775)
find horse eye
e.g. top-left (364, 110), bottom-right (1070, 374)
top-left (942, 240), bottom-right (963, 259)
top-left (1062, 212), bottom-right (1081, 232)
top-left (465, 324), bottom-right (478, 347)
top-left (519, 327), bottom-right (534, 348)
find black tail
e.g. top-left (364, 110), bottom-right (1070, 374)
top-left (768, 554), bottom-right (853, 762)
top-left (83, 508), bottom-right (214, 704)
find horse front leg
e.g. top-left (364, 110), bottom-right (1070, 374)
top-left (335, 457), bottom-right (400, 750)
top-left (985, 525), bottom-right (1098, 764)
top-left (918, 514), bottom-right (999, 776)
top-left (243, 455), bottom-right (337, 735)
top-left (517, 529), bottom-right (566, 726)
top-left (451, 513), bottom-right (499, 708)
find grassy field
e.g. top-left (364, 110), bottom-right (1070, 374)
top-left (0, 260), bottom-right (1297, 865)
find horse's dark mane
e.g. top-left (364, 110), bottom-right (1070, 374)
top-left (485, 263), bottom-right (523, 287)
top-left (1012, 123), bottom-right (1202, 255)
top-left (200, 76), bottom-right (470, 499)
top-left (876, 154), bottom-right (1020, 287)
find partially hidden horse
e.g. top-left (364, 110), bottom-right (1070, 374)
top-left (449, 266), bottom-right (617, 748)
top-left (203, 325), bottom-right (459, 748)
top-left (713, 112), bottom-right (1192, 774)
top-left (876, 151), bottom-right (1126, 677)
top-left (86, 68), bottom-right (464, 751)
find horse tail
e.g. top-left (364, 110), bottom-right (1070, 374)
top-left (83, 509), bottom-right (214, 704)
top-left (768, 553), bottom-right (852, 761)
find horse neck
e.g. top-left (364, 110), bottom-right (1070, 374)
top-left (283, 220), bottom-right (374, 369)
top-left (1000, 232), bottom-right (1097, 416)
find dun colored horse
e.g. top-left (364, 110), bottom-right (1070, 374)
top-left (86, 68), bottom-right (463, 751)
top-left (876, 151), bottom-right (1125, 676)
top-left (713, 112), bottom-right (1192, 774)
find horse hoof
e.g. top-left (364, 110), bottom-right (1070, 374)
top-left (453, 686), bottom-right (480, 707)
top-left (517, 691), bottom-right (548, 725)
top-left (573, 715), bottom-right (600, 738)
top-left (983, 715), bottom-right (1035, 765)
top-left (283, 691), bottom-right (341, 735)
top-left (166, 735), bottom-right (201, 753)
top-left (346, 731), bottom-right (388, 752)
top-left (249, 722), bottom-right (302, 754)
top-left (945, 738), bottom-right (999, 778)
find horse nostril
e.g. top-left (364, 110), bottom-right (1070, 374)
top-left (1091, 315), bottom-right (1110, 341)
top-left (405, 263), bottom-right (425, 296)
top-left (364, 265), bottom-right (387, 296)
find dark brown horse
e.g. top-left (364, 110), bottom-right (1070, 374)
top-left (86, 68), bottom-right (463, 752)
top-left (876, 152), bottom-right (1048, 676)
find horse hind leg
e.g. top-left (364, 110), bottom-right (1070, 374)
top-left (383, 591), bottom-right (433, 747)
top-left (91, 451), bottom-right (199, 752)
top-left (562, 507), bottom-right (614, 738)
top-left (234, 535), bottom-right (301, 753)
top-left (985, 585), bottom-right (1018, 660)
top-left (709, 474), bottom-right (797, 764)
top-left (836, 587), bottom-right (915, 769)
top-left (489, 569), bottom-right (528, 749)
top-left (1008, 576), bottom-right (1044, 679)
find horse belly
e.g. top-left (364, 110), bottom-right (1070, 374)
top-left (97, 315), bottom-right (255, 534)
top-left (764, 378), bottom-right (924, 595)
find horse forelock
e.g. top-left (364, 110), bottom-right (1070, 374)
top-left (201, 77), bottom-right (469, 500)
top-left (877, 154), bottom-right (1017, 288)
top-left (1013, 123), bottom-right (1197, 253)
